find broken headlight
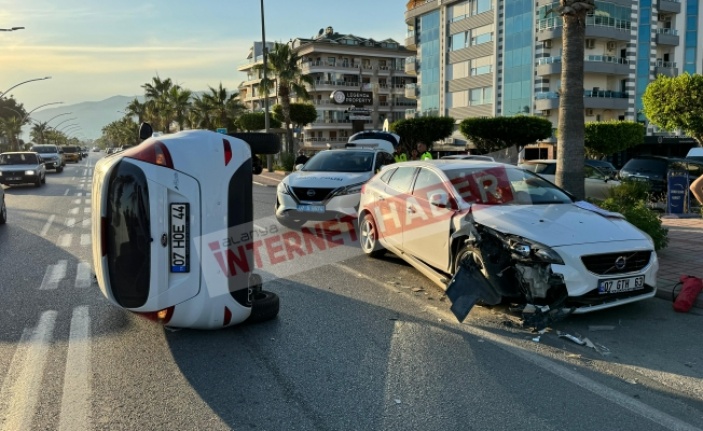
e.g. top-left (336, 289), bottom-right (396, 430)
top-left (508, 237), bottom-right (564, 265)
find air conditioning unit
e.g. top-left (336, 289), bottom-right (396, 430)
top-left (543, 40), bottom-right (552, 49)
top-left (445, 138), bottom-right (455, 144)
top-left (585, 39), bottom-right (595, 49)
top-left (586, 109), bottom-right (594, 116)
top-left (606, 41), bottom-right (616, 51)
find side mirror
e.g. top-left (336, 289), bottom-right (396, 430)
top-left (294, 164), bottom-right (304, 171)
top-left (138, 122), bottom-right (154, 140)
top-left (429, 192), bottom-right (449, 208)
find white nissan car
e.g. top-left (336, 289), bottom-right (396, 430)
top-left (92, 124), bottom-right (281, 329)
top-left (275, 132), bottom-right (397, 229)
top-left (358, 160), bottom-right (659, 323)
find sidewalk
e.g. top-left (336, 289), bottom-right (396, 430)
top-left (253, 169), bottom-right (703, 309)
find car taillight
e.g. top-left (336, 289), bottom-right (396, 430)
top-left (223, 306), bottom-right (232, 326)
top-left (223, 139), bottom-right (232, 166)
top-left (134, 306), bottom-right (175, 325)
top-left (101, 216), bottom-right (108, 257)
top-left (124, 141), bottom-right (174, 168)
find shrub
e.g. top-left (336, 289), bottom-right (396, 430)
top-left (277, 151), bottom-right (296, 172)
top-left (598, 186), bottom-right (669, 250)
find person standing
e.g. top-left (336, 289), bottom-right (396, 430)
top-left (409, 149), bottom-right (419, 160)
top-left (394, 147), bottom-right (408, 163)
top-left (295, 150), bottom-right (309, 165)
top-left (417, 142), bottom-right (432, 160)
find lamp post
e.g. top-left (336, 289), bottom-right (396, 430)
top-left (21, 101), bottom-right (63, 123)
top-left (0, 76), bottom-right (51, 99)
top-left (52, 117), bottom-right (77, 130)
top-left (58, 124), bottom-right (79, 134)
top-left (0, 27), bottom-right (24, 32)
top-left (260, 0), bottom-right (272, 172)
top-left (42, 112), bottom-right (73, 126)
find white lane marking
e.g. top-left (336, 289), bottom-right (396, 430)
top-left (65, 218), bottom-right (76, 228)
top-left (58, 306), bottom-right (91, 431)
top-left (82, 218), bottom-right (90, 228)
top-left (63, 189), bottom-right (70, 196)
top-left (58, 234), bottom-right (72, 247)
top-left (72, 198), bottom-right (81, 205)
top-left (332, 263), bottom-right (703, 431)
top-left (84, 198), bottom-right (91, 206)
top-left (80, 234), bottom-right (91, 246)
top-left (40, 215), bottom-right (55, 237)
top-left (83, 207), bottom-right (90, 214)
top-left (40, 260), bottom-right (68, 290)
top-left (82, 168), bottom-right (87, 176)
top-left (69, 207), bottom-right (79, 215)
top-left (0, 311), bottom-right (57, 431)
top-left (75, 262), bottom-right (92, 288)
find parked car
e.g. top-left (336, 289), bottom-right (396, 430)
top-left (618, 156), bottom-right (703, 200)
top-left (275, 134), bottom-right (397, 229)
top-left (91, 124), bottom-right (281, 329)
top-left (358, 160), bottom-right (659, 317)
top-left (0, 152), bottom-right (47, 187)
top-left (441, 154), bottom-right (496, 162)
top-left (30, 144), bottom-right (65, 172)
top-left (585, 159), bottom-right (618, 179)
top-left (62, 145), bottom-right (82, 163)
top-left (519, 159), bottom-right (620, 200)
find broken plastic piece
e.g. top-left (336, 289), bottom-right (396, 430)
top-left (445, 257), bottom-right (502, 322)
top-left (558, 331), bottom-right (586, 345)
top-left (532, 336), bottom-right (541, 342)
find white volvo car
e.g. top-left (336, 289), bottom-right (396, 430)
top-left (358, 160), bottom-right (659, 325)
top-left (275, 132), bottom-right (397, 229)
top-left (92, 124), bottom-right (281, 329)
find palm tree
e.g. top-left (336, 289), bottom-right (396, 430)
top-left (188, 94), bottom-right (215, 130)
top-left (167, 86), bottom-right (192, 131)
top-left (253, 42), bottom-right (315, 153)
top-left (202, 83), bottom-right (245, 131)
top-left (31, 121), bottom-right (49, 144)
top-left (555, 0), bottom-right (595, 200)
top-left (125, 98), bottom-right (147, 124)
top-left (142, 75), bottom-right (174, 132)
top-left (0, 116), bottom-right (24, 150)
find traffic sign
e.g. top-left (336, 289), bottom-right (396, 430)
top-left (216, 128), bottom-right (227, 134)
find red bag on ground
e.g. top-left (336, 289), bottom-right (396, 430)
top-left (674, 275), bottom-right (703, 313)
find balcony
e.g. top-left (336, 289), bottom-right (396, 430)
top-left (405, 83), bottom-right (418, 99)
top-left (654, 59), bottom-right (678, 77)
top-left (536, 55), bottom-right (630, 76)
top-left (535, 90), bottom-right (629, 111)
top-left (658, 0), bottom-right (681, 14)
top-left (655, 28), bottom-right (680, 46)
top-left (537, 15), bottom-right (632, 42)
top-left (405, 56), bottom-right (418, 75)
top-left (405, 30), bottom-right (416, 50)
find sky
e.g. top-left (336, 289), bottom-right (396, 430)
top-left (1, 0), bottom-right (408, 116)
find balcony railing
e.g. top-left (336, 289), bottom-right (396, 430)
top-left (537, 55), bottom-right (629, 66)
top-left (537, 15), bottom-right (632, 31)
top-left (536, 90), bottom-right (629, 99)
top-left (656, 59), bottom-right (677, 68)
top-left (656, 27), bottom-right (678, 35)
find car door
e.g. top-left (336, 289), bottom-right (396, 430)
top-left (401, 167), bottom-right (455, 271)
top-left (376, 166), bottom-right (417, 247)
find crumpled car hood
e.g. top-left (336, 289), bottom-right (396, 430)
top-left (471, 203), bottom-right (646, 247)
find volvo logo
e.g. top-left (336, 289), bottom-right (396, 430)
top-left (161, 234), bottom-right (168, 247)
top-left (306, 189), bottom-right (316, 197)
top-left (614, 256), bottom-right (627, 270)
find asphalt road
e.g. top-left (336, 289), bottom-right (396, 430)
top-left (0, 152), bottom-right (701, 431)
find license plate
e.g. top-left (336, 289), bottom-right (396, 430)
top-left (598, 275), bottom-right (644, 294)
top-left (9, 177), bottom-right (20, 181)
top-left (170, 203), bottom-right (190, 273)
top-left (297, 204), bottom-right (325, 213)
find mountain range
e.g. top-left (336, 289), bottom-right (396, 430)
top-left (25, 95), bottom-right (145, 142)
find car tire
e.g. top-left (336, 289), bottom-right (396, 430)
top-left (246, 290), bottom-right (280, 323)
top-left (229, 133), bottom-right (281, 155)
top-left (359, 212), bottom-right (385, 258)
top-left (252, 164), bottom-right (263, 175)
top-left (276, 216), bottom-right (305, 229)
top-left (41, 174), bottom-right (46, 184)
top-left (0, 197), bottom-right (6, 224)
top-left (35, 177), bottom-right (41, 187)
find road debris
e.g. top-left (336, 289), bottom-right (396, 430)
top-left (557, 331), bottom-right (586, 346)
top-left (412, 287), bottom-right (424, 293)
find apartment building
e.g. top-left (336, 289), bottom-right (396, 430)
top-left (238, 27), bottom-right (418, 150)
top-left (404, 0), bottom-right (702, 160)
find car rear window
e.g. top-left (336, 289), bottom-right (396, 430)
top-left (106, 160), bottom-right (151, 308)
top-left (622, 158), bottom-right (666, 173)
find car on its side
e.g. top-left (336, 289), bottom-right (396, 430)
top-left (441, 154), bottom-right (496, 162)
top-left (358, 160), bottom-right (659, 318)
top-left (275, 144), bottom-right (395, 229)
top-left (62, 145), bottom-right (82, 163)
top-left (30, 144), bottom-right (65, 172)
top-left (519, 159), bottom-right (620, 200)
top-left (0, 152), bottom-right (47, 187)
top-left (92, 123), bottom-right (281, 329)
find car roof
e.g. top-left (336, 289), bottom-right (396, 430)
top-left (392, 159), bottom-right (509, 170)
top-left (520, 159), bottom-right (554, 164)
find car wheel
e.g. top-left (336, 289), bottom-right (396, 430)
top-left (246, 290), bottom-right (280, 323)
top-left (252, 164), bottom-right (263, 175)
top-left (276, 216), bottom-right (305, 229)
top-left (0, 198), bottom-right (6, 224)
top-left (35, 177), bottom-right (41, 187)
top-left (359, 212), bottom-right (385, 258)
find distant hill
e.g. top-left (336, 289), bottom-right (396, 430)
top-left (23, 95), bottom-right (145, 142)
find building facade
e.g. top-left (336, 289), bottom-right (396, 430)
top-left (404, 0), bottom-right (702, 160)
top-left (238, 27), bottom-right (418, 150)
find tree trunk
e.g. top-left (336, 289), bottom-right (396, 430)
top-left (280, 84), bottom-right (294, 154)
top-left (556, 2), bottom-right (591, 201)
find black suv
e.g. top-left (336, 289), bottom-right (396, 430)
top-left (619, 156), bottom-right (703, 198)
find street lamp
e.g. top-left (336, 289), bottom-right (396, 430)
top-left (0, 76), bottom-right (52, 99)
top-left (260, 0), bottom-right (272, 172)
top-left (21, 101), bottom-right (63, 123)
top-left (58, 124), bottom-right (79, 133)
top-left (52, 117), bottom-right (77, 130)
top-left (41, 112), bottom-right (73, 126)
top-left (0, 27), bottom-right (24, 32)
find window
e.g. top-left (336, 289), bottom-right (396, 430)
top-left (412, 168), bottom-right (448, 199)
top-left (327, 57), bottom-right (336, 66)
top-left (387, 166), bottom-right (417, 193)
top-left (469, 86), bottom-right (494, 105)
top-left (470, 24), bottom-right (494, 46)
top-left (470, 55), bottom-right (494, 76)
top-left (450, 32), bottom-right (467, 51)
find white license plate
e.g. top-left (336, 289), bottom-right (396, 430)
top-left (9, 177), bottom-right (20, 181)
top-left (297, 204), bottom-right (325, 213)
top-left (170, 203), bottom-right (190, 273)
top-left (598, 275), bottom-right (644, 294)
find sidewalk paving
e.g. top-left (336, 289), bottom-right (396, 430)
top-left (254, 169), bottom-right (703, 309)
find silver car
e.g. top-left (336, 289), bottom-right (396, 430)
top-left (0, 152), bottom-right (47, 187)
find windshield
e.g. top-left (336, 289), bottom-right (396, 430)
top-left (444, 166), bottom-right (573, 205)
top-left (32, 146), bottom-right (57, 154)
top-left (0, 153), bottom-right (39, 165)
top-left (302, 150), bottom-right (374, 173)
